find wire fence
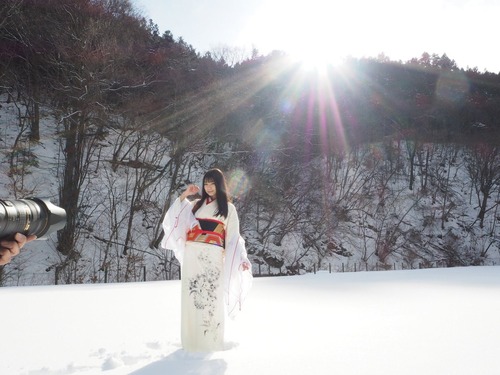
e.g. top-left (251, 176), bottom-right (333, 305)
top-left (252, 258), bottom-right (500, 277)
top-left (3, 258), bottom-right (500, 287)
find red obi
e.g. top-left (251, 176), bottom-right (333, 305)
top-left (186, 218), bottom-right (225, 248)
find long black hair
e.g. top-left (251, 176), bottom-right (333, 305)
top-left (192, 168), bottom-right (230, 218)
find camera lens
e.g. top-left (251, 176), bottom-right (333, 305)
top-left (0, 198), bottom-right (67, 240)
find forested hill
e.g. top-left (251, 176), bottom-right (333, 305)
top-left (1, 0), bottom-right (500, 286)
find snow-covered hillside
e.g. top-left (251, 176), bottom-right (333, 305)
top-left (1, 266), bottom-right (499, 375)
top-left (1, 95), bottom-right (65, 285)
top-left (2, 91), bottom-right (500, 288)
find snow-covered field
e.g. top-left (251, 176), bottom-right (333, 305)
top-left (1, 266), bottom-right (499, 375)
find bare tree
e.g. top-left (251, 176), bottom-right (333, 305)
top-left (465, 143), bottom-right (500, 228)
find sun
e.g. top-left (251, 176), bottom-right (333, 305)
top-left (290, 47), bottom-right (345, 73)
top-left (241, 0), bottom-right (352, 72)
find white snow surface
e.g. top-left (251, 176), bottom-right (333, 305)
top-left (1, 266), bottom-right (500, 375)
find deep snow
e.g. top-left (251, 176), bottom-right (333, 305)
top-left (1, 266), bottom-right (499, 375)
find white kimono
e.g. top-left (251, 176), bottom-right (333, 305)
top-left (161, 197), bottom-right (252, 352)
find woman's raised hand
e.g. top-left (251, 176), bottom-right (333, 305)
top-left (180, 184), bottom-right (200, 201)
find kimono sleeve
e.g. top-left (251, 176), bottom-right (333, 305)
top-left (224, 203), bottom-right (253, 318)
top-left (160, 197), bottom-right (197, 266)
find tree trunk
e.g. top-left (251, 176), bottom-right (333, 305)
top-left (57, 115), bottom-right (84, 259)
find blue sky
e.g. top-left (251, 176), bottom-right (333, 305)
top-left (134, 0), bottom-right (499, 72)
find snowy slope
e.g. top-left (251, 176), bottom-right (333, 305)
top-left (2, 93), bottom-right (500, 288)
top-left (1, 266), bottom-right (499, 375)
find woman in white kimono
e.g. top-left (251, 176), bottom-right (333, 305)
top-left (161, 168), bottom-right (252, 352)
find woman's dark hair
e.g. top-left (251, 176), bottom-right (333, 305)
top-left (192, 168), bottom-right (230, 218)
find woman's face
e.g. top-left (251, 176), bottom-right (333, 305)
top-left (204, 179), bottom-right (217, 199)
